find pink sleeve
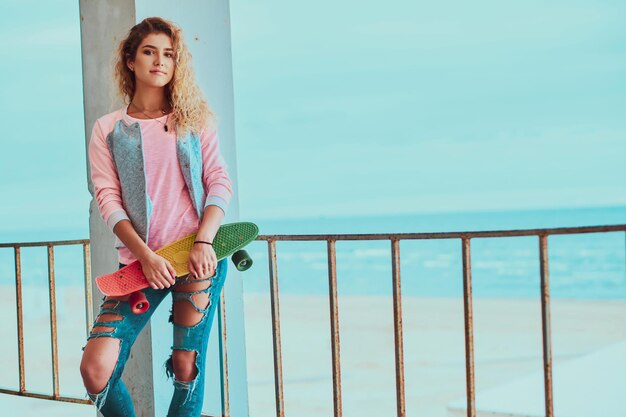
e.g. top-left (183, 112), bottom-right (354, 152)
top-left (88, 119), bottom-right (130, 230)
top-left (200, 127), bottom-right (233, 215)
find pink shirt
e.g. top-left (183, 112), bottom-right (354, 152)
top-left (88, 107), bottom-right (232, 264)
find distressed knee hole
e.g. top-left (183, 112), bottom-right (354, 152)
top-left (192, 292), bottom-right (210, 310)
top-left (98, 313), bottom-right (123, 322)
top-left (92, 313), bottom-right (123, 334)
top-left (173, 299), bottom-right (207, 327)
top-left (92, 326), bottom-right (116, 333)
top-left (81, 337), bottom-right (121, 394)
top-left (104, 294), bottom-right (130, 302)
top-left (175, 280), bottom-right (212, 293)
top-left (171, 349), bottom-right (198, 382)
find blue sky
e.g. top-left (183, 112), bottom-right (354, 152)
top-left (1, 0), bottom-right (626, 240)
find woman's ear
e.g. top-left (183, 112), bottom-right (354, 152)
top-left (126, 55), bottom-right (135, 72)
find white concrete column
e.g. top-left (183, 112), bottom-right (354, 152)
top-left (80, 1), bottom-right (248, 416)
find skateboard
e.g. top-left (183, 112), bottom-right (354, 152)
top-left (96, 222), bottom-right (259, 314)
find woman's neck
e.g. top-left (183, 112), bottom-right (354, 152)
top-left (131, 86), bottom-right (168, 111)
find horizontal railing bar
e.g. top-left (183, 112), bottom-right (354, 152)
top-left (0, 239), bottom-right (89, 248)
top-left (257, 224), bottom-right (626, 241)
top-left (0, 388), bottom-right (91, 405)
top-left (2, 224), bottom-right (622, 249)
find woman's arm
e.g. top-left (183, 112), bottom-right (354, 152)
top-left (113, 220), bottom-right (177, 289)
top-left (187, 205), bottom-right (225, 279)
top-left (196, 205), bottom-right (226, 243)
top-left (200, 127), bottom-right (233, 214)
top-left (187, 126), bottom-right (233, 279)
top-left (88, 119), bottom-right (130, 230)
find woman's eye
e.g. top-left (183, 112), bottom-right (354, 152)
top-left (143, 50), bottom-right (173, 58)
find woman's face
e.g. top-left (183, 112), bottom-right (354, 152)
top-left (128, 32), bottom-right (175, 89)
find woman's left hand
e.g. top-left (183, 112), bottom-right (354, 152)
top-left (188, 242), bottom-right (218, 279)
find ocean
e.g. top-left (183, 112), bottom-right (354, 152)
top-left (1, 205), bottom-right (625, 300)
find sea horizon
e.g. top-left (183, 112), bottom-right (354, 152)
top-left (2, 203), bottom-right (625, 243)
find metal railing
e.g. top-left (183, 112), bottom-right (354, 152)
top-left (0, 238), bottom-right (229, 417)
top-left (257, 224), bottom-right (626, 417)
top-left (0, 238), bottom-right (92, 405)
top-left (1, 223), bottom-right (625, 417)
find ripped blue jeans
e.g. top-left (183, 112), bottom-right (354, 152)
top-left (84, 258), bottom-right (227, 417)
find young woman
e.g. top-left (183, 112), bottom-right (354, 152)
top-left (80, 17), bottom-right (232, 417)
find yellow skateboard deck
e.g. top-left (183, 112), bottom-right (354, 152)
top-left (96, 222), bottom-right (259, 298)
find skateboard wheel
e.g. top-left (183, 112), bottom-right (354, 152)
top-left (231, 249), bottom-right (253, 271)
top-left (129, 291), bottom-right (150, 314)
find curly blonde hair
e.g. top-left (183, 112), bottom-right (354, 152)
top-left (112, 17), bottom-right (216, 137)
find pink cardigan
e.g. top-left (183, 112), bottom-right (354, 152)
top-left (88, 107), bottom-right (232, 264)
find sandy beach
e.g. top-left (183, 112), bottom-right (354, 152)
top-left (244, 294), bottom-right (626, 417)
top-left (1, 286), bottom-right (625, 416)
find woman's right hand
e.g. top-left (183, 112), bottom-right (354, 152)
top-left (138, 251), bottom-right (177, 289)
